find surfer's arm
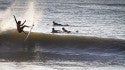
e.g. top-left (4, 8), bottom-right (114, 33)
top-left (21, 20), bottom-right (26, 26)
top-left (13, 15), bottom-right (18, 23)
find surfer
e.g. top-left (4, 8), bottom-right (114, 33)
top-left (62, 27), bottom-right (71, 33)
top-left (53, 21), bottom-right (69, 26)
top-left (13, 15), bottom-right (29, 34)
top-left (51, 28), bottom-right (61, 33)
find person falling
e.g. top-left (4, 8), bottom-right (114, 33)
top-left (13, 15), bottom-right (29, 34)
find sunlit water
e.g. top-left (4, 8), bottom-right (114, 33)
top-left (0, 0), bottom-right (125, 39)
top-left (0, 0), bottom-right (125, 70)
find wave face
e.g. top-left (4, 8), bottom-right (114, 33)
top-left (0, 31), bottom-right (125, 51)
top-left (0, 31), bottom-right (125, 64)
top-left (0, 0), bottom-right (125, 40)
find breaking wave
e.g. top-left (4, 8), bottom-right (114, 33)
top-left (0, 30), bottom-right (125, 62)
top-left (0, 30), bottom-right (125, 52)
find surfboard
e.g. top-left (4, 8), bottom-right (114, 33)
top-left (24, 24), bottom-right (34, 41)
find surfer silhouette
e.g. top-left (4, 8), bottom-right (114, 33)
top-left (51, 28), bottom-right (61, 33)
top-left (53, 21), bottom-right (62, 26)
top-left (53, 21), bottom-right (69, 26)
top-left (13, 15), bottom-right (29, 34)
top-left (62, 27), bottom-right (71, 33)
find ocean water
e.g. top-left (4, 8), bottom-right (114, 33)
top-left (0, 0), bottom-right (125, 70)
top-left (0, 0), bottom-right (125, 39)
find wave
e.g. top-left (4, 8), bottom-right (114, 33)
top-left (0, 29), bottom-right (125, 62)
top-left (0, 29), bottom-right (125, 52)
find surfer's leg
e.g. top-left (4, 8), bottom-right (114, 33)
top-left (22, 31), bottom-right (27, 35)
top-left (20, 26), bottom-right (26, 34)
top-left (20, 25), bottom-right (29, 31)
top-left (23, 25), bottom-right (30, 28)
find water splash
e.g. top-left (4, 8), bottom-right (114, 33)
top-left (19, 1), bottom-right (41, 32)
top-left (0, 1), bottom-right (37, 32)
top-left (24, 2), bottom-right (35, 26)
top-left (0, 0), bottom-right (24, 31)
top-left (0, 7), bottom-right (14, 31)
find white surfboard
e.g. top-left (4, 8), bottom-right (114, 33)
top-left (24, 24), bottom-right (34, 41)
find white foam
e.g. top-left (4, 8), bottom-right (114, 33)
top-left (0, 62), bottom-right (125, 70)
top-left (0, 62), bottom-right (56, 70)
